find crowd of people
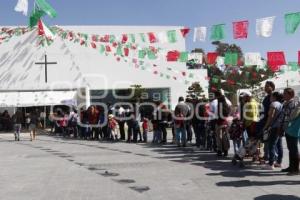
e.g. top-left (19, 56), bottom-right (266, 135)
top-left (1, 81), bottom-right (300, 175)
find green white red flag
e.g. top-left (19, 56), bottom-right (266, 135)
top-left (38, 19), bottom-right (55, 40)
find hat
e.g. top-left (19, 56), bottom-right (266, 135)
top-left (240, 91), bottom-right (252, 97)
top-left (108, 114), bottom-right (114, 119)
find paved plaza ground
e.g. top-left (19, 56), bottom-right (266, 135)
top-left (0, 131), bottom-right (300, 200)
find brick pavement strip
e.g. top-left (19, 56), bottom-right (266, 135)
top-left (0, 132), bottom-right (300, 200)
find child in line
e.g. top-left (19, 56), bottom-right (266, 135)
top-left (108, 114), bottom-right (118, 141)
top-left (142, 117), bottom-right (149, 143)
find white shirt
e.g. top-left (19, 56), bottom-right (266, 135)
top-left (209, 98), bottom-right (232, 120)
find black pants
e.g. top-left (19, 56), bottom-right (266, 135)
top-left (160, 123), bottom-right (167, 142)
top-left (118, 121), bottom-right (125, 140)
top-left (98, 127), bottom-right (103, 139)
top-left (127, 126), bottom-right (133, 141)
top-left (193, 122), bottom-right (205, 147)
top-left (186, 123), bottom-right (193, 142)
top-left (90, 127), bottom-right (99, 140)
top-left (102, 126), bottom-right (109, 139)
top-left (286, 134), bottom-right (299, 172)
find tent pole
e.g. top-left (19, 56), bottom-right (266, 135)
top-left (44, 106), bottom-right (46, 129)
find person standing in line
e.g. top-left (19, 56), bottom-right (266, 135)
top-left (185, 97), bottom-right (193, 143)
top-left (115, 106), bottom-right (126, 140)
top-left (263, 92), bottom-right (284, 170)
top-left (25, 113), bottom-right (31, 130)
top-left (215, 91), bottom-right (232, 157)
top-left (280, 88), bottom-right (300, 175)
top-left (1, 110), bottom-right (11, 131)
top-left (126, 109), bottom-right (134, 143)
top-left (209, 90), bottom-right (231, 152)
top-left (88, 106), bottom-right (100, 140)
top-left (142, 117), bottom-right (149, 143)
top-left (157, 101), bottom-right (168, 144)
top-left (192, 99), bottom-right (206, 149)
top-left (174, 97), bottom-right (190, 147)
top-left (80, 108), bottom-right (89, 140)
top-left (12, 110), bottom-right (23, 141)
top-left (108, 114), bottom-right (118, 141)
top-left (151, 113), bottom-right (161, 144)
top-left (98, 107), bottom-right (106, 140)
top-left (259, 81), bottom-right (276, 162)
top-left (29, 109), bottom-right (39, 141)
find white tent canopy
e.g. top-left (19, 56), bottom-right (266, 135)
top-left (0, 25), bottom-right (209, 109)
top-left (0, 91), bottom-right (77, 107)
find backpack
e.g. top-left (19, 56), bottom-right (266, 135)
top-left (286, 115), bottom-right (300, 138)
top-left (229, 120), bottom-right (243, 140)
top-left (69, 115), bottom-right (77, 126)
top-left (220, 101), bottom-right (231, 118)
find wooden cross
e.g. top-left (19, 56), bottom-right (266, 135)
top-left (35, 54), bottom-right (57, 83)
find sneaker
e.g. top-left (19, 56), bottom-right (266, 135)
top-left (274, 163), bottom-right (282, 168)
top-left (217, 151), bottom-right (222, 157)
top-left (193, 146), bottom-right (200, 151)
top-left (223, 151), bottom-right (228, 157)
top-left (281, 168), bottom-right (291, 172)
top-left (263, 164), bottom-right (274, 170)
top-left (287, 171), bottom-right (300, 176)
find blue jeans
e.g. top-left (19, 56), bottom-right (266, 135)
top-left (242, 130), bottom-right (248, 146)
top-left (176, 126), bottom-right (187, 145)
top-left (268, 128), bottom-right (283, 165)
top-left (233, 139), bottom-right (242, 155)
top-left (14, 124), bottom-right (21, 140)
top-left (153, 129), bottom-right (161, 143)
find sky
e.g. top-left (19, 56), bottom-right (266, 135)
top-left (1, 0), bottom-right (300, 61)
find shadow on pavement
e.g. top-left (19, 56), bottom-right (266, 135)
top-left (138, 143), bottom-right (291, 179)
top-left (216, 180), bottom-right (300, 187)
top-left (254, 194), bottom-right (300, 200)
top-left (39, 133), bottom-right (290, 180)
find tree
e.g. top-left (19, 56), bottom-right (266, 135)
top-left (213, 41), bottom-right (243, 58)
top-left (208, 42), bottom-right (275, 97)
top-left (187, 48), bottom-right (206, 69)
top-left (186, 82), bottom-right (207, 102)
top-left (130, 84), bottom-right (146, 103)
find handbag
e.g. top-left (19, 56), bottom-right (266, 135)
top-left (262, 109), bottom-right (282, 142)
top-left (262, 127), bottom-right (271, 142)
top-left (286, 115), bottom-right (300, 138)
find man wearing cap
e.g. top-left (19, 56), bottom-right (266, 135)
top-left (242, 91), bottom-right (260, 138)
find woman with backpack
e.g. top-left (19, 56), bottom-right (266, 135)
top-left (280, 88), bottom-right (300, 175)
top-left (215, 91), bottom-right (232, 157)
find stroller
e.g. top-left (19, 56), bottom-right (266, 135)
top-left (231, 137), bottom-right (263, 168)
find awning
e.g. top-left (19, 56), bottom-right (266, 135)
top-left (0, 91), bottom-right (77, 107)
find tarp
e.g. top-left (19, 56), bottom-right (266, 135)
top-left (0, 91), bottom-right (77, 107)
